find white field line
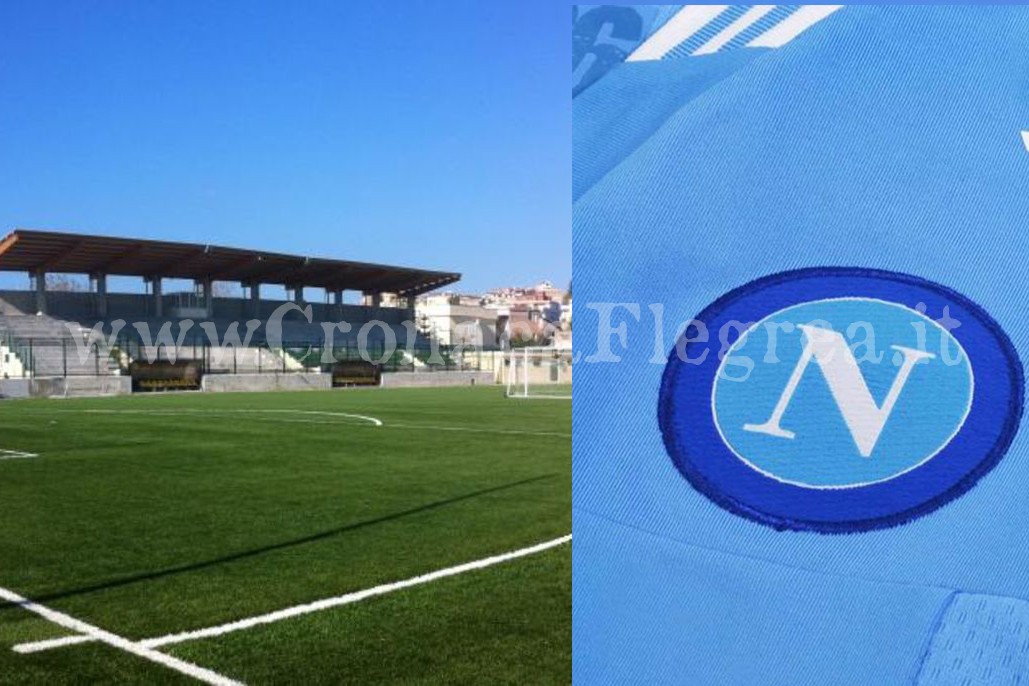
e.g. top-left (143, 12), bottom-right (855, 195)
top-left (0, 586), bottom-right (241, 685)
top-left (77, 408), bottom-right (383, 426)
top-left (13, 535), bottom-right (571, 655)
top-left (387, 423), bottom-right (571, 439)
top-left (0, 449), bottom-right (38, 460)
top-left (14, 633), bottom-right (95, 652)
top-left (24, 408), bottom-right (568, 438)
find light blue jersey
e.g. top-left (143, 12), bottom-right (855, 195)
top-left (574, 6), bottom-right (1029, 684)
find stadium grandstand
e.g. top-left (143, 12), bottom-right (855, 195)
top-left (0, 228), bottom-right (491, 395)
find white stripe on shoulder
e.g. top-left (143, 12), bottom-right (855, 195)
top-left (746, 5), bottom-right (844, 48)
top-left (626, 5), bottom-right (729, 62)
top-left (693, 5), bottom-right (778, 56)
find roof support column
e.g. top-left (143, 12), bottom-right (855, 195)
top-left (202, 278), bottom-right (213, 319)
top-left (292, 285), bottom-right (304, 304)
top-left (332, 290), bottom-right (343, 318)
top-left (32, 270), bottom-right (47, 315)
top-left (248, 283), bottom-right (261, 318)
top-left (91, 273), bottom-right (108, 318)
top-left (197, 277), bottom-right (214, 320)
top-left (152, 277), bottom-right (163, 318)
top-left (364, 292), bottom-right (381, 308)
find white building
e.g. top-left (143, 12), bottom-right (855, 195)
top-left (415, 296), bottom-right (498, 348)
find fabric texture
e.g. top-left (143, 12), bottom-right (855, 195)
top-left (916, 593), bottom-right (1029, 686)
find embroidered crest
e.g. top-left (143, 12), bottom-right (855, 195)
top-left (659, 268), bottom-right (1023, 533)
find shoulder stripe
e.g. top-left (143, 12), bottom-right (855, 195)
top-left (693, 5), bottom-right (778, 56)
top-left (627, 4), bottom-right (844, 63)
top-left (746, 5), bottom-right (843, 48)
top-left (721, 5), bottom-right (801, 51)
top-left (626, 6), bottom-right (729, 62)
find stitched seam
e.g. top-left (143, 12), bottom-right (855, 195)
top-left (910, 590), bottom-right (959, 686)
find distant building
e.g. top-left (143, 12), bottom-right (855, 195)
top-left (416, 281), bottom-right (570, 349)
top-left (415, 295), bottom-right (498, 348)
top-left (482, 280), bottom-right (566, 308)
top-left (420, 292), bottom-right (484, 308)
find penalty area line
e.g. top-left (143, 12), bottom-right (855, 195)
top-left (14, 535), bottom-right (571, 654)
top-left (0, 586), bottom-right (241, 685)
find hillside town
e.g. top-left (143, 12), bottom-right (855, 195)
top-left (415, 280), bottom-right (571, 350)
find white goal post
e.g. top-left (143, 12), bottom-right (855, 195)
top-left (504, 347), bottom-right (572, 399)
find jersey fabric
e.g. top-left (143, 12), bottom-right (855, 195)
top-left (573, 5), bottom-right (685, 97)
top-left (574, 6), bottom-right (1029, 685)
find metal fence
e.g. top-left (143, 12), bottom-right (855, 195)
top-left (0, 334), bottom-right (501, 378)
top-left (0, 336), bottom-right (112, 378)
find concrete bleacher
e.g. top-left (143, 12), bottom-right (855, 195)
top-left (135, 344), bottom-right (289, 373)
top-left (117, 319), bottom-right (423, 358)
top-left (0, 291), bottom-right (423, 345)
top-left (0, 291), bottom-right (429, 378)
top-left (0, 313), bottom-right (115, 377)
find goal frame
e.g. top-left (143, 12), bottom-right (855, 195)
top-left (504, 346), bottom-right (572, 400)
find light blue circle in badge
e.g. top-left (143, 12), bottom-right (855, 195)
top-left (711, 298), bottom-right (973, 489)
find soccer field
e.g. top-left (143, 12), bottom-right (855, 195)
top-left (0, 386), bottom-right (570, 684)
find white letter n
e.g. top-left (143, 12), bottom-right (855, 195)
top-left (743, 325), bottom-right (934, 457)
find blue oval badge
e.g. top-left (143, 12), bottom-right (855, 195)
top-left (659, 268), bottom-right (1023, 533)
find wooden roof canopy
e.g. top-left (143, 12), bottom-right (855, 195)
top-left (0, 229), bottom-right (460, 297)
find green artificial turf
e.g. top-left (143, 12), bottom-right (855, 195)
top-left (0, 386), bottom-right (570, 684)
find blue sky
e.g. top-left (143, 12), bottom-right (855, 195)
top-left (0, 1), bottom-right (569, 297)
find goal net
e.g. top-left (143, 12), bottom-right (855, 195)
top-left (505, 347), bottom-right (572, 399)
